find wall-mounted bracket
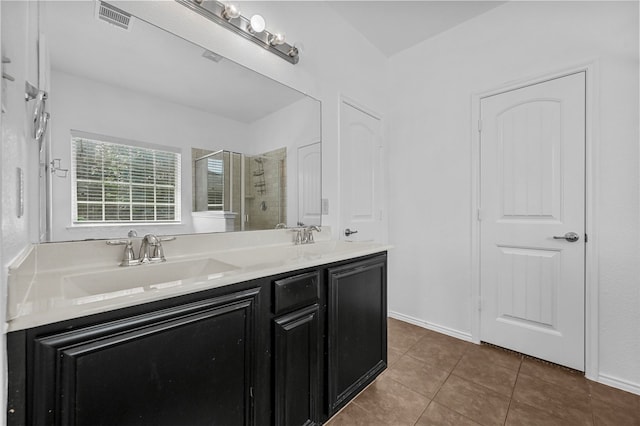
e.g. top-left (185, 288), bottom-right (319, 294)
top-left (25, 81), bottom-right (50, 148)
top-left (50, 158), bottom-right (69, 178)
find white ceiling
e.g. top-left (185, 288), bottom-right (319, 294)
top-left (42, 0), bottom-right (507, 120)
top-left (328, 1), bottom-right (506, 57)
top-left (43, 1), bottom-right (306, 124)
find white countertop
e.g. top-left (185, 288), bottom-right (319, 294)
top-left (6, 230), bottom-right (390, 332)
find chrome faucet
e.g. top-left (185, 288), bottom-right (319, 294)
top-left (106, 239), bottom-right (139, 267)
top-left (139, 234), bottom-right (175, 263)
top-left (303, 225), bottom-right (321, 244)
top-left (292, 225), bottom-right (321, 245)
top-left (107, 234), bottom-right (176, 266)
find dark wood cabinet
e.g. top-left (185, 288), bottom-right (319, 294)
top-left (273, 305), bottom-right (320, 426)
top-left (327, 255), bottom-right (387, 415)
top-left (7, 252), bottom-right (387, 426)
top-left (31, 287), bottom-right (262, 426)
top-left (272, 271), bottom-right (321, 426)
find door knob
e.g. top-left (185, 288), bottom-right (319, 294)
top-left (553, 232), bottom-right (580, 242)
top-left (344, 228), bottom-right (358, 237)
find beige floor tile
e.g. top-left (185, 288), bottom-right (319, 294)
top-left (331, 320), bottom-right (640, 426)
top-left (433, 374), bottom-right (510, 426)
top-left (519, 357), bottom-right (589, 394)
top-left (353, 374), bottom-right (430, 425)
top-left (452, 349), bottom-right (519, 397)
top-left (387, 346), bottom-right (405, 366)
top-left (505, 401), bottom-right (571, 426)
top-left (513, 373), bottom-right (593, 425)
top-left (387, 318), bottom-right (428, 353)
top-left (406, 332), bottom-right (470, 372)
top-left (470, 344), bottom-right (523, 371)
top-left (385, 354), bottom-right (450, 398)
top-left (325, 401), bottom-right (387, 426)
top-left (592, 397), bottom-right (640, 426)
top-left (415, 401), bottom-right (481, 426)
top-left (589, 380), bottom-right (640, 412)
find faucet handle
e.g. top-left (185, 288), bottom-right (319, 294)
top-left (106, 239), bottom-right (139, 266)
top-left (304, 225), bottom-right (321, 243)
top-left (291, 228), bottom-right (302, 245)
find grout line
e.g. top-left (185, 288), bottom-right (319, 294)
top-left (502, 355), bottom-right (524, 425)
top-left (412, 400), bottom-right (432, 426)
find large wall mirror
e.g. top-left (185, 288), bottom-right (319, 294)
top-left (40, 1), bottom-right (321, 242)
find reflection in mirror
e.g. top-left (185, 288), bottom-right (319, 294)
top-left (191, 148), bottom-right (287, 232)
top-left (40, 1), bottom-right (321, 242)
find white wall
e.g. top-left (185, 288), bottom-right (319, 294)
top-left (387, 1), bottom-right (639, 392)
top-left (49, 70), bottom-right (250, 240)
top-left (1, 1), bottom-right (39, 419)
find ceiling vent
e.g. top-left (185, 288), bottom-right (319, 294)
top-left (96, 2), bottom-right (132, 31)
top-left (202, 50), bottom-right (224, 63)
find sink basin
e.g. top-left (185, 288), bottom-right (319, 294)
top-left (211, 241), bottom-right (377, 269)
top-left (212, 246), bottom-right (300, 269)
top-left (296, 240), bottom-right (373, 256)
top-left (63, 258), bottom-right (240, 299)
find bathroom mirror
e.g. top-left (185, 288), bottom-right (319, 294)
top-left (40, 1), bottom-right (321, 242)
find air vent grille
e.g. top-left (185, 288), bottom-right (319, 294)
top-left (97, 2), bottom-right (131, 30)
top-left (202, 50), bottom-right (223, 63)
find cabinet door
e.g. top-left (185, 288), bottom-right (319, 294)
top-left (327, 256), bottom-right (387, 414)
top-left (32, 288), bottom-right (261, 426)
top-left (274, 305), bottom-right (320, 426)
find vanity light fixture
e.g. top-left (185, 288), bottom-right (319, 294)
top-left (178, 0), bottom-right (300, 64)
top-left (248, 14), bottom-right (266, 34)
top-left (268, 33), bottom-right (285, 46)
top-left (221, 3), bottom-right (240, 20)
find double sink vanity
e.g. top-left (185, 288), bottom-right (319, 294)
top-left (6, 228), bottom-right (390, 425)
top-left (6, 1), bottom-right (387, 424)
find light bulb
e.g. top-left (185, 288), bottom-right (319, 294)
top-left (288, 42), bottom-right (303, 57)
top-left (248, 14), bottom-right (266, 33)
top-left (269, 33), bottom-right (285, 46)
top-left (222, 3), bottom-right (240, 20)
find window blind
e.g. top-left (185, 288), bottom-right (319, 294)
top-left (71, 134), bottom-right (181, 223)
top-left (207, 157), bottom-right (224, 210)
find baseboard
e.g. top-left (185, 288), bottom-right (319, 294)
top-left (596, 373), bottom-right (640, 396)
top-left (388, 311), bottom-right (473, 343)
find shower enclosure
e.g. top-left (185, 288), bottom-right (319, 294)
top-left (192, 148), bottom-right (286, 232)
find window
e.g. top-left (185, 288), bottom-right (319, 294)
top-left (206, 157), bottom-right (224, 210)
top-left (71, 132), bottom-right (181, 224)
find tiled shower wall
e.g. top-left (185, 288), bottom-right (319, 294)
top-left (246, 147), bottom-right (286, 230)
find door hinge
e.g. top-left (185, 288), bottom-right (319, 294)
top-left (250, 387), bottom-right (254, 398)
top-left (478, 119), bottom-right (483, 132)
top-left (477, 208), bottom-right (483, 221)
top-left (585, 233), bottom-right (588, 243)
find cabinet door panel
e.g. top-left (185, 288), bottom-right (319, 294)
top-left (274, 305), bottom-right (320, 426)
top-left (33, 288), bottom-right (260, 426)
top-left (328, 256), bottom-right (387, 414)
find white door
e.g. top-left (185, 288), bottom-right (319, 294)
top-left (340, 100), bottom-right (383, 242)
top-left (298, 142), bottom-right (321, 226)
top-left (479, 72), bottom-right (586, 370)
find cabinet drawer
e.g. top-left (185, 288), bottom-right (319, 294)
top-left (273, 271), bottom-right (319, 315)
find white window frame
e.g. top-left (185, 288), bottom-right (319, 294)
top-left (70, 130), bottom-right (182, 225)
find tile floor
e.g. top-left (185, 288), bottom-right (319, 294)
top-left (327, 318), bottom-right (640, 426)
